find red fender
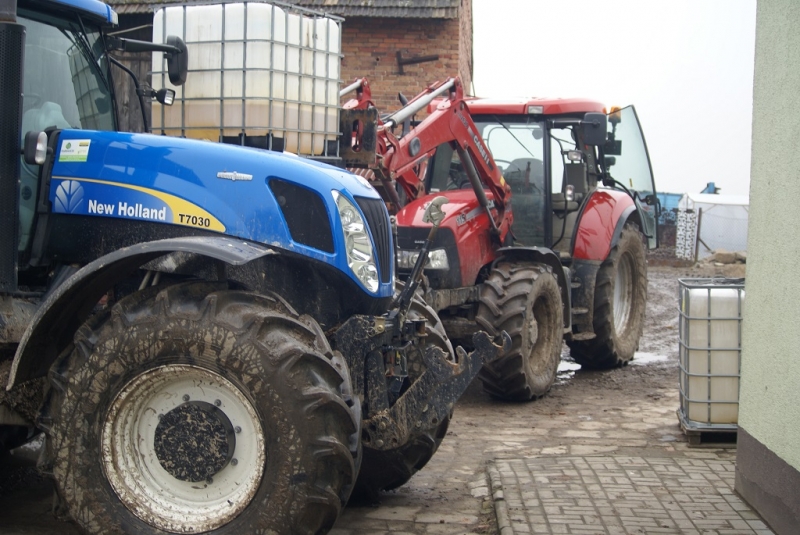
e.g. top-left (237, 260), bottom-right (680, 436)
top-left (573, 189), bottom-right (635, 262)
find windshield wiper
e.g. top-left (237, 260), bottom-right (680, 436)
top-left (66, 14), bottom-right (111, 93)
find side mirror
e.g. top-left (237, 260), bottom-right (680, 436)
top-left (166, 36), bottom-right (188, 86)
top-left (581, 112), bottom-right (607, 146)
top-left (107, 35), bottom-right (189, 87)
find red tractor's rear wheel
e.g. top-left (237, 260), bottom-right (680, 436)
top-left (568, 223), bottom-right (648, 369)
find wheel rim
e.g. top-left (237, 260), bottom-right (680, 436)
top-left (613, 252), bottom-right (634, 333)
top-left (102, 365), bottom-right (265, 533)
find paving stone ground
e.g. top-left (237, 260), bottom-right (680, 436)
top-left (488, 456), bottom-right (774, 535)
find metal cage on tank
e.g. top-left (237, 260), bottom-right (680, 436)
top-left (151, 1), bottom-right (342, 160)
top-left (678, 278), bottom-right (745, 442)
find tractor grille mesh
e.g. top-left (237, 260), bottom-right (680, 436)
top-left (355, 197), bottom-right (392, 284)
top-left (269, 179), bottom-right (334, 253)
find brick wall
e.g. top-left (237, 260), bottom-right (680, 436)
top-left (339, 10), bottom-right (470, 114)
top-left (458, 0), bottom-right (473, 94)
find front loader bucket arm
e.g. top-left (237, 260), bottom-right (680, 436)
top-left (335, 313), bottom-right (510, 451)
top-left (376, 78), bottom-right (511, 214)
top-left (362, 330), bottom-right (510, 449)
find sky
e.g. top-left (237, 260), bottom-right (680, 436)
top-left (472, 0), bottom-right (757, 197)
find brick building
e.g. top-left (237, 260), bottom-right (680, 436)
top-left (290, 0), bottom-right (473, 112)
top-left (105, 0), bottom-right (473, 131)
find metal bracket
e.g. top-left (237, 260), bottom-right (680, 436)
top-left (396, 51), bottom-right (439, 74)
top-left (361, 330), bottom-right (510, 449)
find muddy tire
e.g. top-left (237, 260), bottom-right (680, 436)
top-left (41, 281), bottom-right (360, 535)
top-left (476, 262), bottom-right (563, 401)
top-left (352, 292), bottom-right (453, 502)
top-left (568, 223), bottom-right (647, 369)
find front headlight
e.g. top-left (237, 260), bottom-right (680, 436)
top-left (332, 191), bottom-right (379, 292)
top-left (396, 249), bottom-right (449, 270)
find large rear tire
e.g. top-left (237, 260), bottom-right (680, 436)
top-left (568, 223), bottom-right (648, 369)
top-left (476, 262), bottom-right (563, 401)
top-left (351, 292), bottom-right (453, 502)
top-left (42, 281), bottom-right (360, 535)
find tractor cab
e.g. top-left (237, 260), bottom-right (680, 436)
top-left (16, 0), bottom-right (119, 256)
top-left (13, 0), bottom-right (186, 278)
top-left (435, 98), bottom-right (659, 258)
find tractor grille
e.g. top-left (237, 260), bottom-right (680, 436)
top-left (269, 179), bottom-right (334, 253)
top-left (355, 197), bottom-right (392, 284)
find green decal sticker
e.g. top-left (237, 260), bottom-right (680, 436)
top-left (59, 139), bottom-right (91, 162)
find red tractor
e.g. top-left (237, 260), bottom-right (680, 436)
top-left (341, 77), bottom-right (658, 401)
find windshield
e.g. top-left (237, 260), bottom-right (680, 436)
top-left (18, 10), bottom-right (115, 132)
top-left (474, 119), bottom-right (546, 195)
top-left (473, 118), bottom-right (549, 245)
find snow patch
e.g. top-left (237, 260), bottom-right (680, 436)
top-left (630, 352), bottom-right (670, 366)
top-left (558, 360), bottom-right (581, 373)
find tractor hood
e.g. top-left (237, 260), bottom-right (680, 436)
top-left (395, 189), bottom-right (498, 230)
top-left (47, 129), bottom-right (391, 294)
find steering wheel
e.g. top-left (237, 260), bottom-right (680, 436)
top-left (446, 169), bottom-right (470, 190)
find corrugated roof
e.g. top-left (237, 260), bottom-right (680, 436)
top-left (106, 0), bottom-right (461, 18)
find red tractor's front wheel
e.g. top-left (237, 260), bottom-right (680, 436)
top-left (476, 262), bottom-right (563, 401)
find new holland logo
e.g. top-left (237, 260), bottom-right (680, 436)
top-left (53, 180), bottom-right (85, 213)
top-left (216, 171), bottom-right (253, 182)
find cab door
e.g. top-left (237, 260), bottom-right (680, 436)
top-left (604, 106), bottom-right (658, 248)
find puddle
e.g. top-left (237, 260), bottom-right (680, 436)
top-left (555, 352), bottom-right (669, 385)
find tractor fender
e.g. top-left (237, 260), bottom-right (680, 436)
top-left (493, 246), bottom-right (571, 329)
top-left (572, 189), bottom-right (637, 262)
top-left (7, 237), bottom-right (275, 390)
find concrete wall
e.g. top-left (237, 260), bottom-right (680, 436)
top-left (738, 0), bottom-right (800, 472)
top-left (736, 0), bottom-right (800, 532)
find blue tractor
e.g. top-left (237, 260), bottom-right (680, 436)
top-left (0, 0), bottom-right (505, 532)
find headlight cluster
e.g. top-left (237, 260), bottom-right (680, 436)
top-left (396, 249), bottom-right (449, 270)
top-left (332, 191), bottom-right (379, 292)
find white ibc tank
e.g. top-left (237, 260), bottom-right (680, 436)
top-left (678, 278), bottom-right (745, 427)
top-left (151, 2), bottom-right (341, 156)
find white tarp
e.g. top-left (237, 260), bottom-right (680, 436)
top-left (676, 193), bottom-right (749, 260)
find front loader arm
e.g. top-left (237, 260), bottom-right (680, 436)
top-left (377, 78), bottom-right (511, 213)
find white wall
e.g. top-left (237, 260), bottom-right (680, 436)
top-left (738, 0), bottom-right (800, 471)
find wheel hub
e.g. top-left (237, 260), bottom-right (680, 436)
top-left (613, 253), bottom-right (634, 332)
top-left (102, 365), bottom-right (265, 533)
top-left (154, 401), bottom-right (235, 482)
